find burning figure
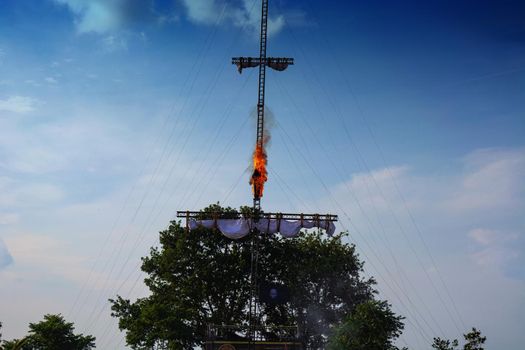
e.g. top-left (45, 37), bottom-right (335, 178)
top-left (250, 143), bottom-right (268, 199)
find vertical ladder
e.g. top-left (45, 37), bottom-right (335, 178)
top-left (254, 0), bottom-right (268, 213)
top-left (249, 4), bottom-right (268, 347)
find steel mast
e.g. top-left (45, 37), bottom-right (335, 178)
top-left (178, 1), bottom-right (337, 348)
top-left (253, 0), bottom-right (269, 212)
top-left (232, 0), bottom-right (294, 345)
top-left (232, 0), bottom-right (294, 213)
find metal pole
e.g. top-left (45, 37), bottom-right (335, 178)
top-left (253, 0), bottom-right (268, 213)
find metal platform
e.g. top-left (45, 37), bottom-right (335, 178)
top-left (204, 325), bottom-right (303, 350)
top-left (176, 211), bottom-right (338, 222)
top-left (204, 340), bottom-right (303, 350)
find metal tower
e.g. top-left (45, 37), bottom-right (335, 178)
top-left (232, 0), bottom-right (294, 213)
top-left (232, 1), bottom-right (294, 345)
top-left (177, 1), bottom-right (337, 348)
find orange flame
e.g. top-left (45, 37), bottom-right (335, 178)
top-left (250, 143), bottom-right (268, 199)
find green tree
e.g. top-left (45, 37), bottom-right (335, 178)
top-left (432, 337), bottom-right (459, 350)
top-left (430, 328), bottom-right (486, 350)
top-left (327, 300), bottom-right (405, 350)
top-left (463, 328), bottom-right (486, 350)
top-left (2, 314), bottom-right (95, 350)
top-left (110, 204), bottom-right (383, 349)
top-left (2, 337), bottom-right (29, 350)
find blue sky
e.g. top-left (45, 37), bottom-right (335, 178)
top-left (0, 0), bottom-right (524, 348)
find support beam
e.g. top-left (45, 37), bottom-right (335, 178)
top-left (232, 57), bottom-right (294, 73)
top-left (176, 211), bottom-right (338, 222)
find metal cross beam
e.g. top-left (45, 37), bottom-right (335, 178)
top-left (232, 57), bottom-right (294, 74)
top-left (177, 211), bottom-right (338, 222)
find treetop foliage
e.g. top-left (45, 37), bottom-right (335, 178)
top-left (431, 328), bottom-right (487, 350)
top-left (110, 203), bottom-right (388, 349)
top-left (1, 314), bottom-right (95, 350)
top-left (327, 299), bottom-right (406, 350)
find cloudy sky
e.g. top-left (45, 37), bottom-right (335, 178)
top-left (0, 0), bottom-right (524, 348)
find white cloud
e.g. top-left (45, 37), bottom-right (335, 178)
top-left (332, 147), bottom-right (525, 222)
top-left (182, 0), bottom-right (218, 24)
top-left (55, 0), bottom-right (286, 40)
top-left (54, 0), bottom-right (155, 34)
top-left (315, 148), bottom-right (525, 348)
top-left (447, 148), bottom-right (525, 212)
top-left (468, 228), bottom-right (499, 246)
top-left (333, 165), bottom-right (409, 211)
top-left (0, 96), bottom-right (38, 114)
top-left (181, 0), bottom-right (285, 36)
top-left (322, 147), bottom-right (524, 275)
top-left (470, 244), bottom-right (519, 268)
top-left (55, 0), bottom-right (125, 33)
top-left (468, 228), bottom-right (520, 268)
top-left (234, 0), bottom-right (284, 36)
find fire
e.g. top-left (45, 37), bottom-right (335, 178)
top-left (250, 143), bottom-right (268, 199)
